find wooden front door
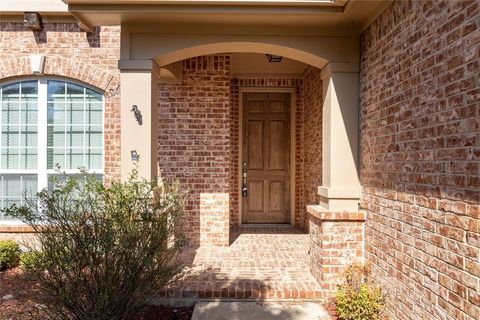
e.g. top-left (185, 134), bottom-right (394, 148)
top-left (242, 92), bottom-right (291, 224)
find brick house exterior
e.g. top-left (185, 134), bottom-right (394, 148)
top-left (0, 22), bottom-right (121, 235)
top-left (0, 23), bottom-right (121, 183)
top-left (0, 1), bottom-right (478, 319)
top-left (360, 1), bottom-right (479, 319)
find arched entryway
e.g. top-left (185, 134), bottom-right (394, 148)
top-left (151, 42), bottom-right (328, 69)
top-left (119, 37), bottom-right (360, 250)
top-left (54, 0), bottom-right (368, 300)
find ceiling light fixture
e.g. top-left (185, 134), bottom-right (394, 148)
top-left (266, 54), bottom-right (283, 63)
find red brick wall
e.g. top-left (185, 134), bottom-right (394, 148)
top-left (309, 210), bottom-right (365, 294)
top-left (160, 61), bottom-right (319, 244)
top-left (302, 68), bottom-right (323, 213)
top-left (0, 23), bottom-right (121, 184)
top-left (158, 55), bottom-right (231, 247)
top-left (360, 1), bottom-right (479, 319)
top-left (230, 77), bottom-right (305, 228)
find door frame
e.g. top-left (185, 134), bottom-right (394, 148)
top-left (238, 87), bottom-right (296, 226)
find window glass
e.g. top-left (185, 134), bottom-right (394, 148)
top-left (47, 80), bottom-right (103, 171)
top-left (0, 80), bottom-right (103, 220)
top-left (1, 81), bottom-right (38, 170)
top-left (0, 174), bottom-right (37, 219)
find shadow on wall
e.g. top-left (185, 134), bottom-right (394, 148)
top-left (86, 27), bottom-right (101, 48)
top-left (162, 189), bottom-right (230, 248)
top-left (181, 192), bottom-right (202, 248)
top-left (157, 55), bottom-right (231, 248)
top-left (329, 73), bottom-right (360, 184)
top-left (33, 29), bottom-right (47, 44)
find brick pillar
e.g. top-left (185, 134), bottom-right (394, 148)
top-left (307, 206), bottom-right (365, 294)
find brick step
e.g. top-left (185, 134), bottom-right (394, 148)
top-left (158, 287), bottom-right (325, 301)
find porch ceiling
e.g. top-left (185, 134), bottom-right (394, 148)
top-left (62, 0), bottom-right (391, 30)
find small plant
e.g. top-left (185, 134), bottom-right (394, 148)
top-left (20, 251), bottom-right (46, 270)
top-left (335, 263), bottom-right (385, 320)
top-left (0, 239), bottom-right (20, 270)
top-left (4, 170), bottom-right (187, 320)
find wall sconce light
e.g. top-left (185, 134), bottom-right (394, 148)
top-left (131, 150), bottom-right (140, 161)
top-left (266, 54), bottom-right (283, 63)
top-left (131, 105), bottom-right (143, 125)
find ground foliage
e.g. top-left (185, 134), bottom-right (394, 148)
top-left (4, 170), bottom-right (188, 320)
top-left (335, 263), bottom-right (386, 320)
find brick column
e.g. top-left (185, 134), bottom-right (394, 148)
top-left (307, 205), bottom-right (365, 294)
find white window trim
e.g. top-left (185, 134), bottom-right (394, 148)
top-left (38, 79), bottom-right (48, 192)
top-left (0, 78), bottom-right (105, 224)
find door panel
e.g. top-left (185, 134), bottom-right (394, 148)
top-left (248, 180), bottom-right (264, 211)
top-left (269, 181), bottom-right (284, 212)
top-left (248, 100), bottom-right (264, 113)
top-left (248, 120), bottom-right (264, 170)
top-left (242, 92), bottom-right (290, 224)
top-left (269, 120), bottom-right (285, 170)
top-left (269, 100), bottom-right (286, 113)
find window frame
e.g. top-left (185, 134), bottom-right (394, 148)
top-left (0, 77), bottom-right (105, 224)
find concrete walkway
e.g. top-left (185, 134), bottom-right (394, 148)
top-left (191, 302), bottom-right (331, 320)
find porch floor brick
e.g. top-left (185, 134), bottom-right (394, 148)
top-left (160, 227), bottom-right (323, 301)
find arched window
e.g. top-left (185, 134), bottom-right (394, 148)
top-left (0, 79), bottom-right (104, 221)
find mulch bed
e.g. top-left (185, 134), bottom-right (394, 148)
top-left (0, 267), bottom-right (194, 320)
top-left (0, 267), bottom-right (45, 319)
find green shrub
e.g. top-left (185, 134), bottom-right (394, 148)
top-left (4, 170), bottom-right (187, 320)
top-left (0, 239), bottom-right (20, 270)
top-left (335, 263), bottom-right (385, 320)
top-left (20, 251), bottom-right (46, 270)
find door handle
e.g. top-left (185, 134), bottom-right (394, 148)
top-left (242, 161), bottom-right (248, 197)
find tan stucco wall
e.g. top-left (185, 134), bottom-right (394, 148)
top-left (119, 24), bottom-right (359, 73)
top-left (120, 64), bottom-right (160, 179)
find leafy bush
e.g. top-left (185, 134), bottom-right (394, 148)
top-left (4, 170), bottom-right (187, 320)
top-left (0, 239), bottom-right (20, 270)
top-left (335, 263), bottom-right (385, 320)
top-left (20, 251), bottom-right (46, 270)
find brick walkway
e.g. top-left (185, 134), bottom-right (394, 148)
top-left (160, 226), bottom-right (323, 301)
